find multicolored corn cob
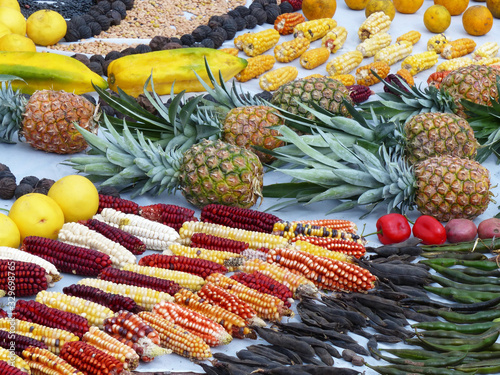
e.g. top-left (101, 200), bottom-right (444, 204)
top-left (346, 84), bottom-right (374, 103)
top-left (0, 329), bottom-right (48, 356)
top-left (60, 341), bottom-right (125, 375)
top-left (441, 38), bottom-right (476, 60)
top-left (290, 219), bottom-right (358, 233)
top-left (98, 194), bottom-right (140, 215)
top-left (427, 70), bottom-right (451, 88)
top-left (356, 61), bottom-right (390, 86)
top-left (274, 37), bottom-right (310, 63)
top-left (274, 12), bottom-right (305, 35)
top-left (396, 30), bottom-right (421, 45)
top-left (300, 47), bottom-right (331, 70)
top-left (242, 29), bottom-right (280, 57)
top-left (427, 34), bottom-right (448, 54)
top-left (356, 32), bottom-right (392, 57)
top-left (0, 360), bottom-right (28, 375)
top-left (289, 240), bottom-right (354, 262)
top-left (139, 203), bottom-right (197, 231)
top-left (138, 254), bottom-right (227, 279)
top-left (358, 11), bottom-right (391, 40)
top-left (401, 51), bottom-right (438, 75)
top-left (189, 232), bottom-right (249, 254)
top-left (259, 66), bottom-right (299, 91)
top-left (235, 55), bottom-right (276, 82)
top-left (325, 50), bottom-right (363, 76)
top-left (321, 26), bottom-right (348, 53)
top-left (22, 346), bottom-right (84, 375)
top-left (293, 18), bottom-right (337, 41)
top-left (0, 246), bottom-right (61, 282)
top-left (166, 243), bottom-right (242, 269)
top-left (0, 260), bottom-right (48, 297)
top-left (290, 235), bottom-right (366, 258)
top-left (0, 347), bottom-right (31, 373)
top-left (272, 221), bottom-right (365, 243)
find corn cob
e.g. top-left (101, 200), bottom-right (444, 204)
top-left (396, 30), bottom-right (421, 45)
top-left (259, 66), bottom-right (298, 91)
top-left (139, 203), bottom-right (197, 231)
top-left (77, 278), bottom-right (174, 310)
top-left (293, 18), bottom-right (337, 41)
top-left (0, 347), bottom-right (31, 373)
top-left (79, 219), bottom-right (146, 256)
top-left (396, 68), bottom-right (414, 86)
top-left (329, 74), bottom-right (356, 86)
top-left (0, 318), bottom-right (78, 355)
top-left (291, 219), bottom-right (358, 233)
top-left (290, 240), bottom-right (354, 263)
top-left (300, 47), bottom-right (330, 70)
top-left (174, 288), bottom-right (256, 339)
top-left (197, 282), bottom-right (257, 320)
top-left (0, 360), bottom-right (28, 375)
top-left (427, 33), bottom-right (448, 54)
top-left (0, 329), bottom-right (48, 356)
top-left (180, 221), bottom-right (289, 250)
top-left (104, 333), bottom-right (157, 363)
top-left (219, 47), bottom-right (239, 56)
top-left (13, 300), bottom-right (90, 339)
top-left (356, 61), bottom-right (390, 86)
top-left (152, 300), bottom-right (232, 347)
top-left (60, 341), bottom-right (125, 375)
top-left (384, 73), bottom-right (411, 96)
top-left (303, 73), bottom-right (324, 79)
top-left (321, 26), bottom-right (348, 53)
top-left (325, 50), bottom-right (363, 76)
top-left (166, 243), bottom-right (242, 270)
top-left (274, 12), bottom-right (305, 35)
top-left (83, 326), bottom-right (140, 370)
top-left (22, 347), bottom-right (84, 375)
top-left (98, 267), bottom-right (181, 295)
top-left (274, 37), bottom-right (310, 63)
top-left (401, 51), bottom-right (438, 75)
top-left (356, 32), bottom-right (392, 57)
top-left (0, 260), bottom-right (48, 297)
top-left (138, 311), bottom-right (211, 360)
top-left (98, 194), bottom-right (139, 215)
top-left (436, 57), bottom-right (473, 72)
top-left (290, 235), bottom-right (366, 258)
top-left (0, 246), bottom-right (61, 282)
top-left (472, 41), bottom-right (499, 60)
top-left (358, 11), bottom-right (391, 40)
top-left (427, 70), bottom-right (451, 88)
top-left (242, 29), bottom-right (280, 57)
top-left (272, 221), bottom-right (365, 243)
top-left (234, 33), bottom-right (249, 50)
top-left (121, 263), bottom-right (205, 292)
top-left (346, 84), bottom-right (374, 103)
top-left (189, 232), bottom-right (249, 254)
top-left (475, 57), bottom-right (500, 66)
top-left (138, 253), bottom-right (228, 278)
top-left (21, 236), bottom-right (112, 277)
top-left (230, 271), bottom-right (294, 308)
top-left (235, 55), bottom-right (276, 82)
top-left (267, 248), bottom-right (377, 292)
top-left (374, 40), bottom-right (413, 65)
top-left (441, 38), bottom-right (476, 60)
top-left (0, 309), bottom-right (6, 319)
top-left (62, 284), bottom-right (144, 314)
top-left (58, 222), bottom-right (136, 268)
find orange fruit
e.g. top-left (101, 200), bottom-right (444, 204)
top-left (424, 5), bottom-right (451, 33)
top-left (0, 33), bottom-right (36, 51)
top-left (462, 5), bottom-right (494, 35)
top-left (344, 0), bottom-right (370, 10)
top-left (434, 0), bottom-right (469, 15)
top-left (365, 0), bottom-right (396, 19)
top-left (26, 10), bottom-right (67, 46)
top-left (393, 0), bottom-right (424, 13)
top-left (487, 0), bottom-right (500, 18)
top-left (302, 0), bottom-right (337, 20)
top-left (0, 6), bottom-right (26, 35)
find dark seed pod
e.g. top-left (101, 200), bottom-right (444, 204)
top-left (207, 31), bottom-right (225, 49)
top-left (88, 10), bottom-right (104, 19)
top-left (163, 42), bottom-right (182, 50)
top-left (97, 1), bottom-right (112, 13)
top-left (200, 38), bottom-right (215, 49)
top-left (192, 25), bottom-right (211, 42)
top-left (0, 171), bottom-right (15, 180)
top-left (249, 1), bottom-right (264, 12)
top-left (265, 3), bottom-right (281, 24)
top-left (234, 16), bottom-right (246, 31)
top-left (121, 0), bottom-right (134, 10)
top-left (251, 7), bottom-right (267, 25)
top-left (211, 26), bottom-right (227, 41)
top-left (64, 28), bottom-right (81, 42)
top-left (254, 90), bottom-right (273, 102)
top-left (102, 60), bottom-right (113, 76)
top-left (136, 93), bottom-right (158, 115)
top-left (180, 34), bottom-right (195, 46)
top-left (133, 44), bottom-right (152, 54)
top-left (88, 61), bottom-right (104, 76)
top-left (77, 25), bottom-right (93, 39)
top-left (33, 178), bottom-right (55, 195)
top-left (88, 22), bottom-right (102, 36)
top-left (19, 176), bottom-right (39, 187)
top-left (244, 14), bottom-right (258, 29)
top-left (72, 53), bottom-right (90, 66)
top-left (227, 9), bottom-right (241, 18)
top-left (111, 1), bottom-right (127, 14)
top-left (95, 15), bottom-right (111, 31)
top-left (170, 37), bottom-right (181, 45)
top-left (69, 15), bottom-right (87, 29)
top-left (82, 14), bottom-right (95, 23)
top-left (234, 5), bottom-right (250, 17)
top-left (120, 47), bottom-right (135, 55)
top-left (279, 1), bottom-right (294, 13)
top-left (105, 50), bottom-right (123, 61)
top-left (14, 183), bottom-right (34, 199)
top-left (90, 54), bottom-right (105, 65)
top-left (106, 10), bottom-right (122, 25)
top-left (0, 164), bottom-right (10, 172)
top-left (89, 5), bottom-right (105, 15)
top-left (0, 178), bottom-right (16, 200)
top-left (98, 185), bottom-right (121, 198)
top-left (221, 18), bottom-right (237, 40)
top-left (149, 35), bottom-right (170, 51)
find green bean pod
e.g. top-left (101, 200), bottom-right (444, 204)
top-left (380, 348), bottom-right (443, 360)
top-left (420, 258), bottom-right (500, 271)
top-left (366, 363), bottom-right (473, 375)
top-left (421, 238), bottom-right (500, 253)
top-left (412, 320), bottom-right (498, 334)
top-left (428, 263), bottom-right (500, 285)
top-left (454, 357), bottom-right (500, 374)
top-left (372, 349), bottom-right (467, 367)
top-left (423, 285), bottom-right (484, 303)
top-left (417, 308), bottom-right (500, 324)
top-left (430, 274), bottom-right (500, 293)
top-left (420, 251), bottom-right (487, 260)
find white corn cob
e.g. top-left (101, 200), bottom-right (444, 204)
top-left (356, 32), bottom-right (392, 57)
top-left (0, 246), bottom-right (61, 283)
top-left (0, 346), bottom-right (31, 373)
top-left (471, 42), bottom-right (499, 60)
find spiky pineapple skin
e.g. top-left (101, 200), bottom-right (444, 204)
top-left (21, 90), bottom-right (98, 154)
top-left (223, 105), bottom-right (285, 164)
top-left (414, 156), bottom-right (491, 222)
top-left (178, 139), bottom-right (264, 209)
top-left (440, 65), bottom-right (499, 118)
top-left (404, 112), bottom-right (479, 165)
top-left (270, 77), bottom-right (353, 120)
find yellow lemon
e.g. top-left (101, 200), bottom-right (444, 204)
top-left (26, 9), bottom-right (67, 46)
top-left (0, 212), bottom-right (21, 248)
top-left (0, 6), bottom-right (26, 35)
top-left (0, 0), bottom-right (20, 12)
top-left (9, 193), bottom-right (65, 241)
top-left (0, 33), bottom-right (36, 51)
top-left (0, 22), bottom-right (11, 39)
top-left (47, 175), bottom-right (99, 223)
top-left (424, 5), bottom-right (452, 33)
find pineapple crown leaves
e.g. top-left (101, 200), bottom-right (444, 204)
top-left (0, 75), bottom-right (27, 144)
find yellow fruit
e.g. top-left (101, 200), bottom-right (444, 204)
top-left (424, 5), bottom-right (451, 33)
top-left (0, 33), bottom-right (36, 51)
top-left (486, 0), bottom-right (500, 18)
top-left (434, 0), bottom-right (469, 15)
top-left (462, 5), bottom-right (493, 35)
top-left (8, 193), bottom-right (65, 241)
top-left (26, 9), bottom-right (67, 46)
top-left (0, 23), bottom-right (11, 39)
top-left (393, 0), bottom-right (424, 14)
top-left (47, 175), bottom-right (99, 223)
top-left (0, 6), bottom-right (26, 35)
top-left (345, 0), bottom-right (370, 10)
top-left (302, 0), bottom-right (337, 20)
top-left (365, 0), bottom-right (396, 19)
top-left (0, 213), bottom-right (21, 248)
top-left (0, 0), bottom-right (20, 12)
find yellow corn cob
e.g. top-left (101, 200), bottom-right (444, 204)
top-left (219, 47), bottom-right (239, 56)
top-left (242, 29), bottom-right (280, 57)
top-left (235, 55), bottom-right (275, 82)
top-left (321, 26), bottom-right (348, 53)
top-left (0, 347), bottom-right (31, 373)
top-left (274, 37), bottom-right (310, 63)
top-left (396, 30), bottom-right (421, 45)
top-left (427, 33), bottom-right (449, 54)
top-left (22, 346), bottom-right (84, 375)
top-left (396, 68), bottom-right (414, 86)
top-left (436, 57), bottom-right (474, 72)
top-left (234, 33), bottom-right (249, 50)
top-left (259, 66), bottom-right (299, 91)
top-left (401, 51), bottom-right (438, 75)
top-left (303, 73), bottom-right (325, 79)
top-left (356, 32), bottom-right (392, 57)
top-left (290, 240), bottom-right (354, 263)
top-left (300, 47), bottom-right (331, 69)
top-left (326, 50), bottom-right (363, 76)
top-left (358, 11), bottom-right (391, 40)
top-left (166, 243), bottom-right (242, 267)
top-left (356, 61), bottom-right (390, 86)
top-left (471, 42), bottom-right (499, 60)
top-left (293, 18), bottom-right (337, 41)
top-left (0, 246), bottom-right (61, 283)
top-left (476, 57), bottom-right (500, 66)
top-left (441, 38), bottom-right (476, 60)
top-left (374, 40), bottom-right (413, 65)
top-left (329, 74), bottom-right (356, 86)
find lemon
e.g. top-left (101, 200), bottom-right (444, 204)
top-left (47, 175), bottom-right (99, 223)
top-left (0, 212), bottom-right (21, 248)
top-left (424, 4), bottom-right (451, 33)
top-left (9, 193), bottom-right (65, 241)
top-left (0, 33), bottom-right (36, 51)
top-left (0, 6), bottom-right (26, 35)
top-left (0, 22), bottom-right (11, 39)
top-left (0, 0), bottom-right (20, 12)
top-left (26, 9), bottom-right (67, 46)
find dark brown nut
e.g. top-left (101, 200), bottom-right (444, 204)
top-left (14, 183), bottom-right (34, 199)
top-left (0, 178), bottom-right (16, 199)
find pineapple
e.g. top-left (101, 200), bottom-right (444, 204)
top-left (0, 80), bottom-right (98, 154)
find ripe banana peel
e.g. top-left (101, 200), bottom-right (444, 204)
top-left (106, 48), bottom-right (248, 96)
top-left (0, 51), bottom-right (108, 94)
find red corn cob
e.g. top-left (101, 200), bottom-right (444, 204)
top-left (290, 235), bottom-right (367, 258)
top-left (60, 341), bottom-right (125, 375)
top-left (98, 267), bottom-right (181, 295)
top-left (0, 329), bottom-right (48, 356)
top-left (98, 194), bottom-right (140, 214)
top-left (21, 236), bottom-right (112, 276)
top-left (197, 282), bottom-right (257, 320)
top-left (105, 333), bottom-right (150, 361)
top-left (0, 360), bottom-right (26, 375)
top-left (0, 309), bottom-right (7, 319)
top-left (200, 204), bottom-right (281, 233)
top-left (189, 232), bottom-right (249, 254)
top-left (63, 284), bottom-right (144, 314)
top-left (384, 73), bottom-right (411, 96)
top-left (0, 259), bottom-right (48, 297)
top-left (80, 218), bottom-right (146, 255)
top-left (13, 300), bottom-right (90, 339)
top-left (346, 84), bottom-right (374, 104)
top-left (138, 254), bottom-right (228, 278)
top-left (139, 203), bottom-right (197, 231)
top-left (427, 70), bottom-right (451, 88)
top-left (274, 12), bottom-right (306, 35)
